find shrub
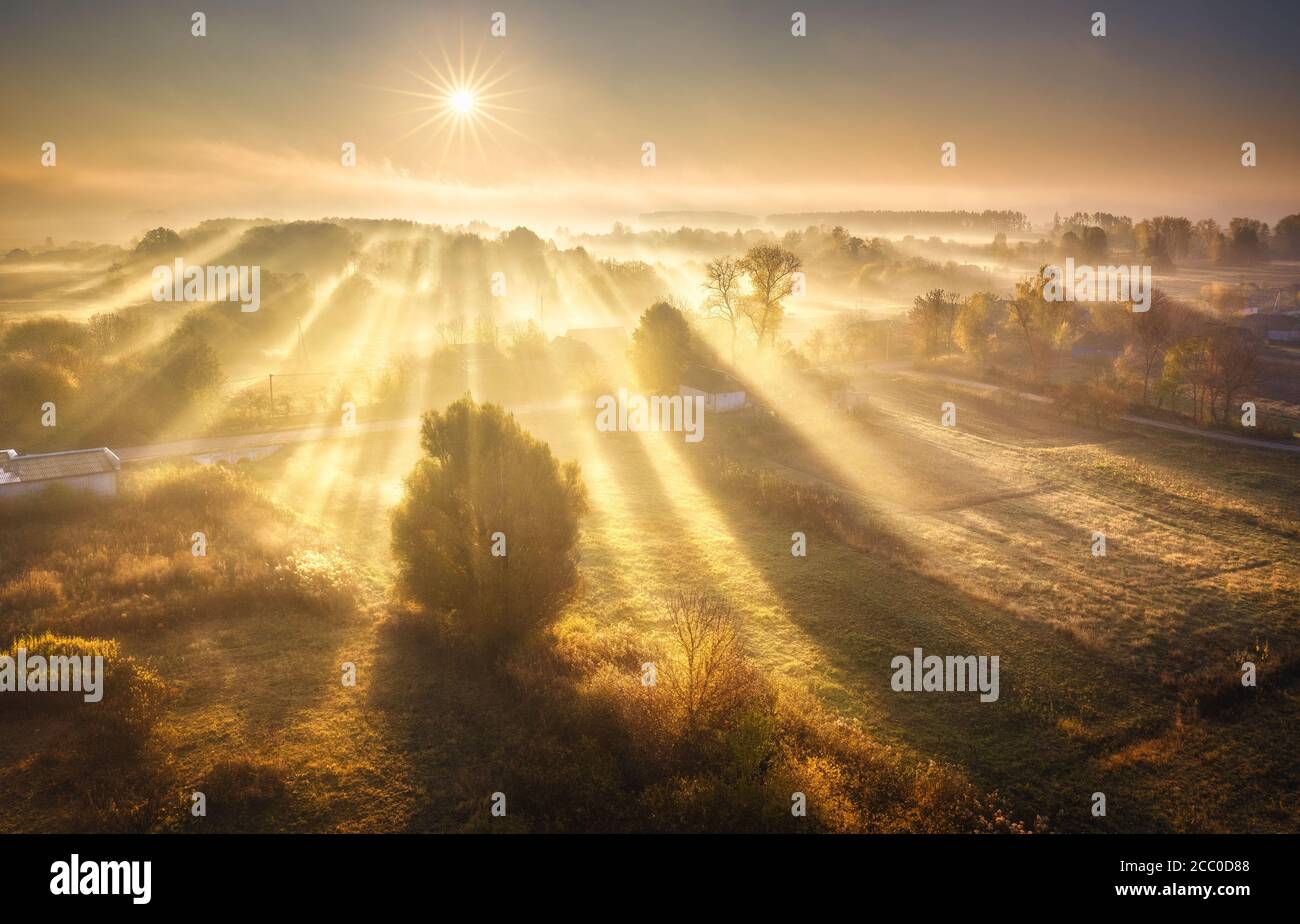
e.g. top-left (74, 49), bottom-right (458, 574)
top-left (0, 633), bottom-right (169, 744)
top-left (703, 458), bottom-right (907, 559)
top-left (128, 463), bottom-right (258, 518)
top-left (497, 593), bottom-right (1026, 833)
top-left (1054, 380), bottom-right (1128, 427)
top-left (1173, 642), bottom-right (1300, 720)
top-left (0, 568), bottom-right (66, 615)
top-left (391, 397), bottom-right (588, 649)
top-left (269, 549), bottom-right (357, 614)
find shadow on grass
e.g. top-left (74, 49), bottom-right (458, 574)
top-left (666, 422), bottom-right (1179, 832)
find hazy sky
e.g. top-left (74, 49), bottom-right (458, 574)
top-left (2, 0), bottom-right (1297, 244)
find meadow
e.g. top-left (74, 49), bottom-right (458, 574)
top-left (5, 363), bottom-right (1292, 833)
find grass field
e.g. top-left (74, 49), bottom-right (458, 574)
top-left (2, 370), bottom-right (1296, 832)
top-left (242, 370), bottom-right (1300, 831)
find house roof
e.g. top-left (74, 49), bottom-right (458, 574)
top-left (1255, 314), bottom-right (1300, 328)
top-left (682, 365), bottom-right (745, 394)
top-left (0, 447), bottom-right (120, 484)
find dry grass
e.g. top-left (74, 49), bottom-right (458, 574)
top-left (2, 381), bottom-right (1296, 833)
top-left (0, 632), bottom-right (170, 745)
top-left (0, 465), bottom-right (369, 833)
top-left (0, 465), bottom-right (357, 642)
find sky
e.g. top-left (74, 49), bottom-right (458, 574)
top-left (1, 0), bottom-right (1297, 245)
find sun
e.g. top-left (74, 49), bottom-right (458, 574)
top-left (374, 41), bottom-right (529, 169)
top-left (450, 89), bottom-right (476, 115)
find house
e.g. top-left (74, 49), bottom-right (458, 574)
top-left (679, 366), bottom-right (747, 412)
top-left (1242, 313), bottom-right (1300, 344)
top-left (0, 448), bottom-right (121, 500)
top-left (1070, 331), bottom-right (1126, 361)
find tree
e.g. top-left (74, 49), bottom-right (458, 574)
top-left (1274, 213), bottom-right (1300, 259)
top-left (0, 355), bottom-right (78, 436)
top-left (955, 292), bottom-right (997, 361)
top-left (390, 397), bottom-right (588, 649)
top-left (701, 256), bottom-right (744, 363)
top-left (630, 301), bottom-right (692, 391)
top-left (739, 244), bottom-right (802, 350)
top-left (1193, 218), bottom-right (1227, 263)
top-left (1058, 230), bottom-right (1082, 259)
top-left (439, 313), bottom-right (466, 346)
top-left (1135, 216), bottom-right (1192, 268)
top-left (1081, 226), bottom-right (1108, 262)
top-left (0, 317), bottom-right (90, 364)
top-left (1134, 220), bottom-right (1171, 268)
top-left (1008, 267), bottom-right (1070, 373)
top-left (1162, 337), bottom-right (1213, 423)
top-left (1128, 289), bottom-right (1177, 405)
top-left (908, 289), bottom-right (960, 357)
top-left (506, 320), bottom-right (548, 377)
top-left (132, 227), bottom-right (182, 257)
top-left (507, 319), bottom-right (547, 357)
top-left (1227, 218), bottom-right (1270, 265)
top-left (806, 327), bottom-right (827, 365)
top-left (908, 290), bottom-right (942, 357)
top-left (1006, 278), bottom-right (1038, 363)
top-left (661, 590), bottom-right (753, 735)
top-left (87, 308), bottom-right (148, 357)
top-left (153, 328), bottom-right (222, 405)
top-left (936, 291), bottom-right (960, 354)
top-left (1206, 326), bottom-right (1258, 424)
top-left (1154, 216), bottom-right (1192, 261)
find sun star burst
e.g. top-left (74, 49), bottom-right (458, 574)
top-left (374, 39), bottom-right (530, 172)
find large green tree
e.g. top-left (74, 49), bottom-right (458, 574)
top-left (391, 398), bottom-right (588, 648)
top-left (629, 301), bottom-right (693, 391)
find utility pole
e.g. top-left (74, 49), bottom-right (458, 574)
top-left (268, 373), bottom-right (274, 417)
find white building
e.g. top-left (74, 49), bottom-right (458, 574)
top-left (679, 366), bottom-right (747, 413)
top-left (0, 448), bottom-right (121, 500)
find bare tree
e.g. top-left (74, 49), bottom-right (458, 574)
top-left (702, 256), bottom-right (744, 364)
top-left (1129, 289), bottom-right (1176, 406)
top-left (1208, 327), bottom-right (1258, 424)
top-left (739, 244), bottom-right (802, 351)
top-left (661, 590), bottom-right (751, 733)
